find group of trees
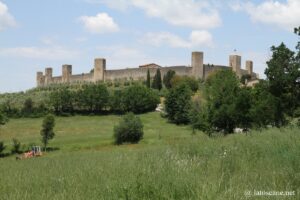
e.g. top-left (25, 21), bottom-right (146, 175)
top-left (50, 84), bottom-right (159, 115)
top-left (165, 27), bottom-right (300, 135)
top-left (147, 68), bottom-right (200, 92)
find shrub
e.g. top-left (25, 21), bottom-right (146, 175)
top-left (114, 113), bottom-right (144, 145)
top-left (165, 83), bottom-right (192, 124)
top-left (11, 138), bottom-right (21, 154)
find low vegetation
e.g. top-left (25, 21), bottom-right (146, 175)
top-left (114, 113), bottom-right (144, 145)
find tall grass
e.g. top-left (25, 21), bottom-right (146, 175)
top-left (0, 114), bottom-right (299, 199)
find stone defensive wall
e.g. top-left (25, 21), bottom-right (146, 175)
top-left (36, 52), bottom-right (259, 87)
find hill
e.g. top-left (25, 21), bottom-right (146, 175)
top-left (0, 112), bottom-right (299, 199)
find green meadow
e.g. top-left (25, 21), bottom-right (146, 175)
top-left (0, 112), bottom-right (299, 200)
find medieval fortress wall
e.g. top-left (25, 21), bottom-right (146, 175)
top-left (36, 52), bottom-right (258, 87)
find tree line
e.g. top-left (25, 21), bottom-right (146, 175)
top-left (164, 27), bottom-right (300, 135)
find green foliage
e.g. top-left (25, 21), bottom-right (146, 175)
top-left (165, 83), bottom-right (192, 124)
top-left (249, 81), bottom-right (279, 128)
top-left (163, 70), bottom-right (176, 89)
top-left (0, 111), bottom-right (8, 125)
top-left (235, 87), bottom-right (252, 130)
top-left (265, 42), bottom-right (300, 123)
top-left (40, 114), bottom-right (55, 150)
top-left (77, 84), bottom-right (109, 113)
top-left (113, 113), bottom-right (144, 145)
top-left (0, 141), bottom-right (5, 155)
top-left (170, 75), bottom-right (199, 92)
top-left (205, 70), bottom-right (240, 134)
top-left (50, 88), bottom-right (74, 114)
top-left (189, 97), bottom-right (211, 135)
top-left (22, 98), bottom-right (34, 116)
top-left (122, 84), bottom-right (160, 114)
top-left (11, 138), bottom-right (21, 154)
top-left (146, 69), bottom-right (151, 88)
top-left (152, 69), bottom-right (162, 90)
top-left (110, 89), bottom-right (126, 114)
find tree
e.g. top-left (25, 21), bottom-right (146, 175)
top-left (146, 69), bottom-right (151, 88)
top-left (189, 97), bottom-right (211, 135)
top-left (170, 75), bottom-right (199, 92)
top-left (22, 98), bottom-right (34, 117)
top-left (249, 81), bottom-right (279, 128)
top-left (265, 43), bottom-right (300, 124)
top-left (122, 84), bottom-right (160, 114)
top-left (152, 69), bottom-right (162, 90)
top-left (205, 70), bottom-right (240, 134)
top-left (163, 70), bottom-right (176, 89)
top-left (165, 83), bottom-right (192, 124)
top-left (40, 114), bottom-right (55, 150)
top-left (77, 84), bottom-right (109, 113)
top-left (114, 113), bottom-right (144, 145)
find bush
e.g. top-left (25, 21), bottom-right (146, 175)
top-left (165, 83), bottom-right (192, 124)
top-left (11, 138), bottom-right (21, 154)
top-left (114, 113), bottom-right (144, 145)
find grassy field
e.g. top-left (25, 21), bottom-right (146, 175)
top-left (0, 112), bottom-right (299, 199)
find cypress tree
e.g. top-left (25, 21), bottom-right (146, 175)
top-left (152, 69), bottom-right (162, 90)
top-left (146, 69), bottom-right (151, 88)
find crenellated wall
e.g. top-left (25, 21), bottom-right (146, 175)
top-left (36, 51), bottom-right (258, 87)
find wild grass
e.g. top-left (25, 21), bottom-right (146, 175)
top-left (0, 112), bottom-right (299, 199)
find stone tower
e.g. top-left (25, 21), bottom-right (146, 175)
top-left (229, 55), bottom-right (241, 77)
top-left (45, 68), bottom-right (53, 85)
top-left (246, 60), bottom-right (253, 75)
top-left (192, 51), bottom-right (204, 79)
top-left (94, 58), bottom-right (106, 82)
top-left (36, 72), bottom-right (44, 87)
top-left (62, 65), bottom-right (72, 83)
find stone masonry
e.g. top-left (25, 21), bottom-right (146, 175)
top-left (36, 52), bottom-right (259, 87)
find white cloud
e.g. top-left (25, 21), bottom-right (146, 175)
top-left (79, 13), bottom-right (119, 34)
top-left (0, 1), bottom-right (17, 31)
top-left (142, 30), bottom-right (213, 48)
top-left (232, 0), bottom-right (300, 30)
top-left (93, 0), bottom-right (221, 29)
top-left (95, 46), bottom-right (152, 68)
top-left (0, 46), bottom-right (80, 60)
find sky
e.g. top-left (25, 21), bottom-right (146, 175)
top-left (0, 0), bottom-right (299, 93)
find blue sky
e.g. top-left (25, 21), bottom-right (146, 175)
top-left (0, 0), bottom-right (299, 92)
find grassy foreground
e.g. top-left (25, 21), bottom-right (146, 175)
top-left (0, 112), bottom-right (299, 199)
